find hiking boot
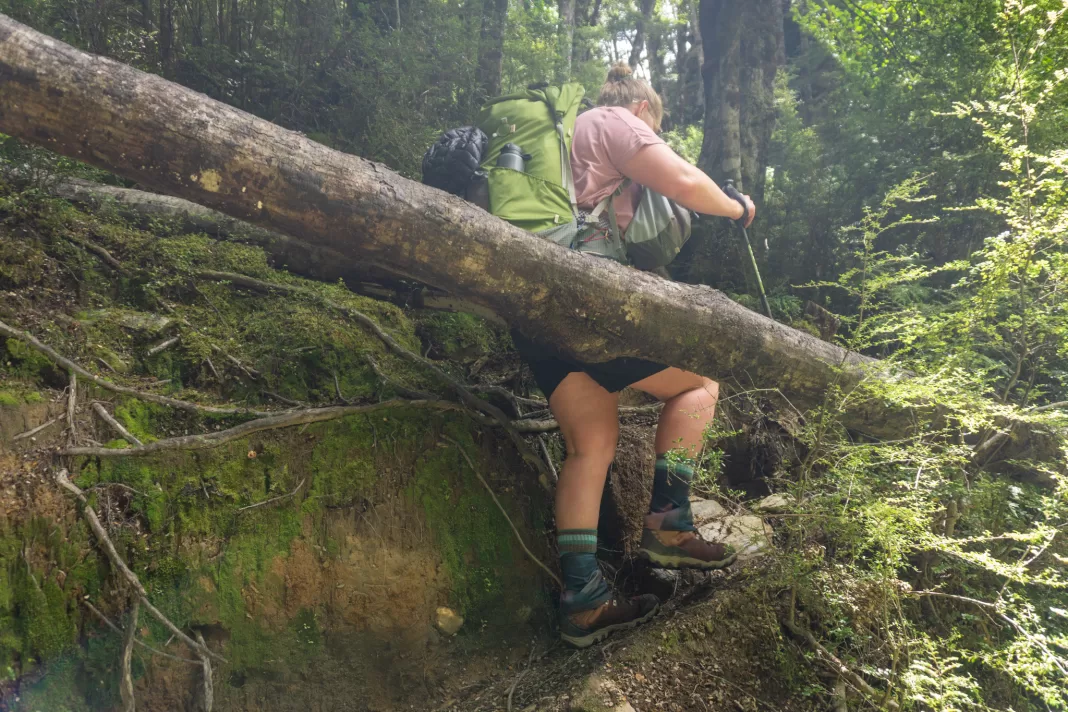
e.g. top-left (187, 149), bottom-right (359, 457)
top-left (560, 593), bottom-right (660, 648)
top-left (638, 528), bottom-right (737, 570)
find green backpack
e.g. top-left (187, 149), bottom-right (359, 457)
top-left (478, 83), bottom-right (689, 268)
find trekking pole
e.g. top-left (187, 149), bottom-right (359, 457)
top-left (723, 179), bottom-right (773, 320)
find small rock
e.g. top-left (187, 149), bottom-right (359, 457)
top-left (754, 493), bottom-right (794, 513)
top-left (698, 514), bottom-right (772, 562)
top-left (434, 606), bottom-right (464, 636)
top-left (689, 498), bottom-right (728, 523)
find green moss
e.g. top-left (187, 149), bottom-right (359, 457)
top-left (0, 391), bottom-right (18, 406)
top-left (113, 398), bottom-right (169, 444)
top-left (5, 339), bottom-right (54, 381)
top-left (408, 419), bottom-right (523, 616)
top-left (417, 312), bottom-right (503, 361)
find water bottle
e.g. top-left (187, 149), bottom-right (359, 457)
top-left (497, 143), bottom-right (529, 172)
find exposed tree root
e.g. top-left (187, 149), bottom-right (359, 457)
top-left (199, 270), bottom-right (556, 487)
top-left (444, 435), bottom-right (563, 589)
top-left (55, 469), bottom-right (226, 663)
top-left (13, 415), bottom-right (62, 441)
top-left (92, 402), bottom-right (144, 446)
top-left (83, 600), bottom-right (200, 664)
top-left (120, 598), bottom-right (139, 712)
top-left (0, 319), bottom-right (272, 417)
top-left (59, 400), bottom-right (463, 457)
top-left (195, 632), bottom-right (214, 712)
top-left (238, 478), bottom-right (307, 512)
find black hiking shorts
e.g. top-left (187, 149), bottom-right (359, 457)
top-left (510, 329), bottom-right (668, 401)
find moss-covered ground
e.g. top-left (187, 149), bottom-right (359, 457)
top-left (0, 180), bottom-right (551, 709)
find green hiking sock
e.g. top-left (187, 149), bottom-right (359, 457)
top-left (558, 529), bottom-right (608, 609)
top-left (649, 455), bottom-right (695, 513)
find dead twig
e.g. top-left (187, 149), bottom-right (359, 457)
top-left (13, 415), bottom-right (62, 441)
top-left (507, 645), bottom-right (537, 712)
top-left (367, 354), bottom-right (436, 400)
top-left (67, 371), bottom-right (78, 443)
top-left (67, 234), bottom-right (126, 272)
top-left (537, 436), bottom-right (558, 483)
top-left (60, 400), bottom-right (463, 458)
top-left (55, 469), bottom-right (225, 663)
top-left (83, 600), bottom-right (200, 664)
top-left (92, 402), bottom-right (144, 446)
top-left (195, 632), bottom-right (214, 712)
top-left (781, 617), bottom-right (899, 710)
top-left (262, 391), bottom-right (304, 407)
top-left (475, 385), bottom-right (547, 410)
top-left (443, 435), bottom-right (562, 589)
top-left (0, 319), bottom-right (272, 417)
top-left (212, 345), bottom-right (260, 380)
top-left (204, 357), bottom-right (221, 382)
top-left (238, 478), bottom-right (307, 512)
top-left (147, 335), bottom-right (180, 357)
top-left (120, 597), bottom-right (139, 712)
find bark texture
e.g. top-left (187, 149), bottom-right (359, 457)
top-left (682, 0), bottom-right (784, 286)
top-left (0, 14), bottom-right (1053, 463)
top-left (476, 0), bottom-right (508, 99)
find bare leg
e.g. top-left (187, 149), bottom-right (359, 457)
top-left (549, 372), bottom-right (619, 530)
top-left (628, 368), bottom-right (734, 569)
top-left (631, 367), bottom-right (720, 458)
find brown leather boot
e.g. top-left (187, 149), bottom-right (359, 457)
top-left (638, 527), bottom-right (737, 570)
top-left (560, 593), bottom-right (660, 648)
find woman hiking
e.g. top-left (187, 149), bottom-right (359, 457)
top-left (512, 63), bottom-right (757, 648)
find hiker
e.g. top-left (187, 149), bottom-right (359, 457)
top-left (510, 63), bottom-right (757, 648)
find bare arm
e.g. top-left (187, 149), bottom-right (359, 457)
top-left (620, 144), bottom-right (756, 227)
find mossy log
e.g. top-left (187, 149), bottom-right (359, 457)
top-left (0, 14), bottom-right (1058, 468)
top-left (11, 173), bottom-right (504, 321)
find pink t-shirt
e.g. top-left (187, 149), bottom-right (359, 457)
top-left (571, 106), bottom-right (665, 231)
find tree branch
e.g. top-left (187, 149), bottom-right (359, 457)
top-left (60, 399), bottom-right (463, 457)
top-left (83, 600), bottom-right (201, 664)
top-left (13, 415), bottom-right (62, 441)
top-left (92, 402), bottom-right (144, 446)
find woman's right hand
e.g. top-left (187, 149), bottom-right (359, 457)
top-left (738, 193), bottom-right (756, 228)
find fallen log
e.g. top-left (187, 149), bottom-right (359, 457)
top-left (0, 15), bottom-right (1059, 470)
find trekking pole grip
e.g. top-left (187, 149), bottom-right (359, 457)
top-left (723, 179), bottom-right (749, 225)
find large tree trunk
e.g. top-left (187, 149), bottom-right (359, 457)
top-left (0, 13), bottom-right (1058, 472)
top-left (476, 0), bottom-right (507, 100)
top-left (678, 0), bottom-right (783, 286)
top-left (557, 0), bottom-right (576, 82)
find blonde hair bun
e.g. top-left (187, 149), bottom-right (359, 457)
top-left (606, 62), bottom-right (633, 82)
top-left (598, 62), bottom-right (664, 132)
